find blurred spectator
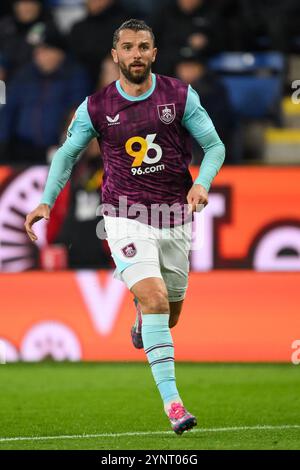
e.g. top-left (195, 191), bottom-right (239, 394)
top-left (68, 0), bottom-right (128, 86)
top-left (174, 50), bottom-right (235, 163)
top-left (0, 1), bottom-right (11, 18)
top-left (0, 0), bottom-right (59, 81)
top-left (50, 139), bottom-right (112, 269)
top-left (44, 0), bottom-right (86, 33)
top-left (212, 0), bottom-right (245, 51)
top-left (45, 0), bottom-right (85, 4)
top-left (0, 54), bottom-right (8, 82)
top-left (239, 0), bottom-right (289, 52)
top-left (0, 30), bottom-right (89, 164)
top-left (215, 0), bottom-right (300, 53)
top-left (286, 0), bottom-right (300, 52)
top-left (119, 0), bottom-right (154, 20)
top-left (96, 55), bottom-right (119, 90)
top-left (152, 0), bottom-right (220, 75)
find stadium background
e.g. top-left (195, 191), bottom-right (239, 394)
top-left (0, 0), bottom-right (299, 364)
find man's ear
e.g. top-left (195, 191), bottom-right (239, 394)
top-left (111, 49), bottom-right (118, 64)
top-left (152, 48), bottom-right (158, 63)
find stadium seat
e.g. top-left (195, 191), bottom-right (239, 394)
top-left (209, 52), bottom-right (285, 73)
top-left (264, 128), bottom-right (300, 163)
top-left (208, 52), bottom-right (285, 119)
top-left (221, 76), bottom-right (282, 119)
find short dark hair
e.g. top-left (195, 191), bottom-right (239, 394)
top-left (112, 19), bottom-right (155, 49)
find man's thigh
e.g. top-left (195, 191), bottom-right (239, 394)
top-left (105, 216), bottom-right (190, 303)
top-left (104, 215), bottom-right (162, 289)
top-left (159, 223), bottom-right (192, 303)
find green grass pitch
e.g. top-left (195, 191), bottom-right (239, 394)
top-left (0, 363), bottom-right (299, 450)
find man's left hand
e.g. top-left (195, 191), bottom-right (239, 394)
top-left (187, 184), bottom-right (208, 213)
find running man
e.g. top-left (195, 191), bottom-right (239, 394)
top-left (25, 19), bottom-right (225, 435)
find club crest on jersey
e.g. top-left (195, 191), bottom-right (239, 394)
top-left (157, 103), bottom-right (176, 124)
top-left (121, 243), bottom-right (137, 258)
top-left (106, 114), bottom-right (120, 126)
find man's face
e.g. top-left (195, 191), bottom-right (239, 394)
top-left (14, 1), bottom-right (41, 23)
top-left (87, 0), bottom-right (112, 16)
top-left (34, 46), bottom-right (65, 74)
top-left (178, 0), bottom-right (202, 14)
top-left (111, 29), bottom-right (157, 85)
top-left (176, 61), bottom-right (204, 84)
top-left (99, 56), bottom-right (119, 88)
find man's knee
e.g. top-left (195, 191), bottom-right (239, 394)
top-left (139, 289), bottom-right (169, 314)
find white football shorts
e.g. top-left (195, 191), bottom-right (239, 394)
top-left (104, 216), bottom-right (192, 302)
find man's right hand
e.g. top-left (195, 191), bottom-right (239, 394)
top-left (24, 204), bottom-right (50, 242)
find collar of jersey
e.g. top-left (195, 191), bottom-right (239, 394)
top-left (115, 73), bottom-right (156, 101)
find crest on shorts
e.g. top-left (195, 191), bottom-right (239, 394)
top-left (121, 243), bottom-right (137, 258)
top-left (157, 103), bottom-right (176, 124)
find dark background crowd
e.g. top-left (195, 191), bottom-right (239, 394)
top-left (0, 0), bottom-right (299, 269)
top-left (0, 0), bottom-right (299, 164)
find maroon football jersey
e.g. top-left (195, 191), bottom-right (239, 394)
top-left (88, 74), bottom-right (194, 226)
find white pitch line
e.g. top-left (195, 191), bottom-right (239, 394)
top-left (0, 425), bottom-right (299, 443)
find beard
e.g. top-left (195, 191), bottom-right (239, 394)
top-left (118, 60), bottom-right (152, 84)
